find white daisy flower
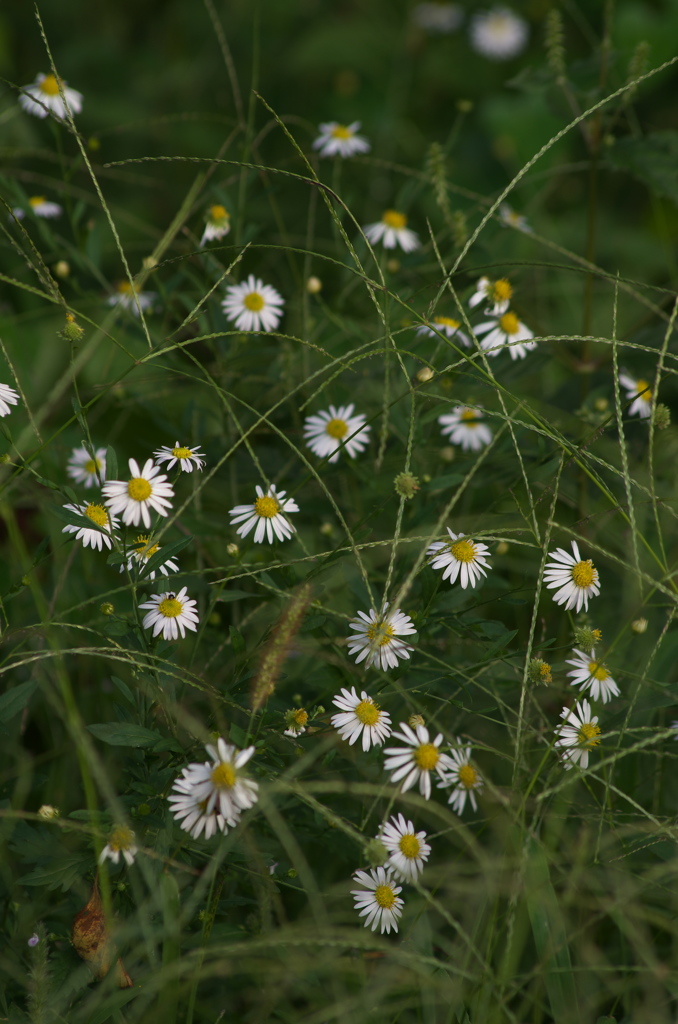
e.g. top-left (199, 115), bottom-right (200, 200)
top-left (283, 707), bottom-right (309, 738)
top-left (183, 737), bottom-right (259, 823)
top-left (619, 372), bottom-right (653, 419)
top-left (474, 311), bottom-right (536, 360)
top-left (378, 813), bottom-right (431, 883)
top-left (12, 196), bottom-right (62, 220)
top-left (347, 604), bottom-right (416, 672)
top-left (331, 687), bottom-right (392, 751)
top-left (554, 698), bottom-right (601, 770)
top-left (426, 529), bottom-right (491, 588)
top-left (437, 739), bottom-right (484, 815)
top-left (228, 484), bottom-right (299, 544)
top-left (19, 73), bottom-right (83, 120)
top-left (498, 203), bottom-right (531, 232)
top-left (416, 316), bottom-right (471, 346)
top-left (383, 722), bottom-right (455, 800)
top-left (351, 866), bottom-right (404, 934)
top-left (61, 502), bottom-right (118, 551)
top-left (438, 405), bottom-right (492, 451)
top-left (168, 768), bottom-right (237, 839)
top-left (153, 442), bottom-right (206, 473)
top-left (543, 540), bottom-right (600, 614)
top-left (67, 445), bottom-right (107, 488)
top-left (0, 382), bottom-right (20, 418)
top-left (468, 276), bottom-right (513, 316)
top-left (120, 534), bottom-right (180, 580)
top-left (671, 721), bottom-right (678, 741)
top-left (566, 648), bottom-right (619, 704)
top-left (200, 204), bottom-right (231, 246)
top-left (303, 404), bottom-right (370, 463)
top-left (364, 210), bottom-right (420, 252)
top-left (221, 274), bottom-right (284, 333)
top-left (139, 587), bottom-right (199, 641)
top-left (98, 825), bottom-right (137, 867)
top-left (412, 2), bottom-right (463, 33)
top-left (103, 457), bottom-right (174, 529)
top-left (312, 121), bottom-right (371, 158)
top-left (470, 8), bottom-right (529, 60)
top-left (107, 281), bottom-right (156, 316)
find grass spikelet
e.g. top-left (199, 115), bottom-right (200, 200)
top-left (251, 583), bottom-right (313, 712)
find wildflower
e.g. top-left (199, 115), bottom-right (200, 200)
top-left (228, 484), bottom-right (299, 544)
top-left (351, 866), bottom-right (404, 934)
top-left (153, 442), bottom-right (206, 473)
top-left (312, 121), bottom-right (370, 158)
top-left (139, 587), bottom-right (199, 641)
top-left (474, 311), bottom-right (536, 360)
top-left (121, 535), bottom-right (179, 580)
top-left (98, 826), bottom-right (137, 867)
top-left (59, 313), bottom-right (84, 342)
top-left (19, 73), bottom-right (83, 120)
top-left (572, 625), bottom-right (602, 655)
top-left (181, 737), bottom-right (259, 823)
top-left (331, 687), bottom-right (392, 750)
top-left (107, 281), bottom-right (155, 316)
top-left (284, 707), bottom-right (309, 738)
top-left (426, 529), bottom-right (491, 588)
top-left (394, 472), bottom-right (420, 499)
top-left (554, 698), bottom-right (601, 770)
top-left (347, 604), bottom-right (416, 672)
top-left (416, 316), bottom-right (471, 346)
top-left (103, 458), bottom-right (174, 528)
top-left (67, 445), bottom-right (106, 488)
top-left (619, 371), bottom-right (653, 419)
top-left (631, 617), bottom-right (648, 634)
top-left (27, 934), bottom-right (40, 947)
top-left (438, 739), bottom-right (484, 814)
top-left (470, 8), bottom-right (528, 60)
top-left (200, 204), bottom-right (230, 246)
top-left (438, 405), bottom-right (492, 451)
top-left (543, 540), bottom-right (600, 614)
top-left (378, 813), bottom-right (431, 883)
top-left (37, 805), bottom-right (59, 819)
top-left (528, 658), bottom-right (552, 685)
top-left (364, 210), bottom-right (420, 252)
top-left (168, 769), bottom-right (237, 839)
top-left (61, 502), bottom-right (118, 551)
top-left (222, 274), bottom-right (284, 333)
top-left (498, 203), bottom-right (531, 232)
top-left (0, 383), bottom-right (20, 418)
top-left (303, 404), bottom-right (370, 463)
top-left (468, 276), bottom-right (512, 316)
top-left (566, 648), bottom-right (620, 704)
top-left (383, 721), bottom-right (454, 800)
top-left (412, 2), bottom-right (463, 33)
top-left (13, 196), bottom-right (62, 220)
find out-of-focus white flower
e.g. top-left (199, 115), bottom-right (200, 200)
top-left (19, 73), bottom-right (83, 119)
top-left (0, 383), bottom-right (20, 418)
top-left (99, 825), bottom-right (137, 867)
top-left (67, 445), bottom-right (106, 488)
top-left (303, 404), bottom-right (370, 463)
top-left (468, 276), bottom-right (513, 316)
top-left (313, 122), bottom-right (371, 158)
top-left (566, 648), bottom-right (620, 704)
top-left (200, 204), bottom-right (231, 246)
top-left (416, 316), bottom-right (470, 346)
top-left (107, 281), bottom-right (156, 317)
top-left (498, 203), bottom-right (531, 232)
top-left (619, 372), bottom-right (653, 418)
top-left (470, 8), bottom-right (529, 60)
top-left (364, 210), bottom-right (420, 252)
top-left (412, 2), bottom-right (463, 34)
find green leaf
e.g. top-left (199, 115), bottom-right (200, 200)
top-left (87, 990), bottom-right (140, 1024)
top-left (229, 625), bottom-right (245, 653)
top-left (50, 502), bottom-right (109, 535)
top-left (139, 533), bottom-right (193, 578)
top-left (219, 589), bottom-right (258, 602)
top-left (21, 854), bottom-right (91, 892)
top-left (0, 680), bottom-right (37, 724)
top-left (607, 130), bottom-right (678, 204)
top-left (106, 444), bottom-right (118, 482)
top-left (87, 722), bottom-right (162, 747)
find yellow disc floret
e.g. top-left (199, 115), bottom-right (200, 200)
top-left (450, 539), bottom-right (476, 563)
top-left (29, 196), bottom-right (46, 208)
top-left (635, 379), bottom-right (652, 402)
top-left (172, 446), bottom-right (193, 459)
top-left (434, 316), bottom-right (461, 329)
top-left (330, 124), bottom-right (352, 139)
top-left (414, 743), bottom-right (439, 771)
top-left (84, 503), bottom-right (109, 528)
top-left (133, 535), bottom-right (159, 559)
top-left (210, 204), bottom-right (228, 221)
top-left (571, 559), bottom-right (597, 588)
top-left (158, 597), bottom-right (183, 618)
top-left (499, 312), bottom-right (520, 336)
top-left (374, 884), bottom-right (397, 909)
top-left (460, 409), bottom-right (479, 423)
top-left (243, 291), bottom-right (265, 311)
top-left (355, 699), bottom-right (380, 726)
top-left (578, 722), bottom-right (601, 748)
top-left (325, 418), bottom-right (348, 439)
top-left (128, 477), bottom-right (152, 502)
top-left (39, 74), bottom-right (61, 96)
top-left (211, 762), bottom-right (236, 789)
top-left (254, 495), bottom-right (279, 518)
top-left (398, 834), bottom-right (421, 859)
top-left (493, 278), bottom-right (512, 302)
top-left (83, 457), bottom-right (99, 474)
top-left (367, 621), bottom-right (395, 647)
top-left (382, 210), bottom-right (407, 229)
top-left (588, 661), bottom-right (609, 681)
top-left (108, 825), bottom-right (135, 852)
top-left (458, 764), bottom-right (478, 789)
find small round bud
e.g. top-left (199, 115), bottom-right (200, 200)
top-left (315, 705), bottom-right (325, 716)
top-left (594, 397), bottom-right (609, 412)
top-left (496, 541), bottom-right (509, 555)
top-left (116, 881), bottom-right (126, 892)
top-left (573, 625), bottom-right (602, 655)
top-left (38, 804), bottom-right (60, 820)
top-left (408, 713), bottom-right (425, 729)
top-left (21, 575), bottom-right (30, 586)
top-left (365, 838), bottom-right (388, 867)
top-left (226, 543), bottom-right (239, 557)
top-left (654, 403), bottom-right (671, 430)
top-left (208, 612), bottom-right (220, 626)
top-left (386, 259), bottom-right (400, 274)
top-left (58, 312), bottom-right (84, 342)
top-left (394, 472), bottom-right (420, 499)
top-left (440, 446), bottom-right (455, 463)
top-left (284, 707), bottom-right (308, 735)
top-left (631, 617), bottom-right (648, 634)
top-left (456, 99), bottom-right (473, 113)
top-left (422, 473), bottom-right (431, 483)
top-left (137, 803), bottom-right (151, 816)
top-left (198, 909), bottom-right (206, 922)
top-left (416, 366), bottom-right (434, 383)
top-left (88, 136), bottom-right (100, 151)
top-left (306, 276), bottom-right (322, 294)
top-left (287, 868), bottom-right (297, 878)
top-left (0, 453), bottom-right (11, 464)
top-left (528, 658), bottom-right (552, 685)
top-left (100, 602), bottom-right (114, 616)
top-left (53, 260), bottom-right (70, 279)
top-left (319, 521), bottom-right (333, 536)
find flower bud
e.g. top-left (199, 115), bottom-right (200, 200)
top-left (100, 603), bottom-right (114, 616)
top-left (631, 617), bottom-right (648, 634)
top-left (408, 713), bottom-right (425, 729)
top-left (394, 472), bottom-right (420, 499)
top-left (528, 658), bottom-right (552, 685)
top-left (38, 804), bottom-right (60, 820)
top-left (306, 276), bottom-right (322, 294)
top-left (573, 626), bottom-right (602, 655)
top-left (416, 366), bottom-right (434, 383)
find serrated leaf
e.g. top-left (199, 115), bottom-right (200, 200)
top-left (21, 854), bottom-right (90, 892)
top-left (0, 680), bottom-right (37, 723)
top-left (139, 534), bottom-right (193, 578)
top-left (87, 722), bottom-right (162, 747)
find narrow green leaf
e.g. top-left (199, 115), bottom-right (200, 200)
top-left (0, 680), bottom-right (37, 723)
top-left (106, 444), bottom-right (118, 482)
top-left (139, 534), bottom-right (193, 578)
top-left (229, 625), bottom-right (245, 653)
top-left (87, 722), bottom-right (161, 747)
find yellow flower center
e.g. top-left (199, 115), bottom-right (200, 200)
top-left (374, 884), bottom-right (397, 909)
top-left (578, 722), bottom-right (601, 748)
top-left (499, 312), bottom-right (520, 336)
top-left (127, 477), bottom-right (152, 502)
top-left (635, 379), bottom-right (652, 402)
top-left (293, 709), bottom-right (309, 727)
top-left (458, 764), bottom-right (478, 789)
top-left (158, 597), bottom-right (183, 618)
top-left (492, 278), bottom-right (512, 302)
top-left (211, 762), bottom-right (236, 789)
top-left (382, 210), bottom-right (407, 229)
top-left (243, 291), bottom-right (265, 311)
top-left (108, 825), bottom-right (135, 852)
top-left (210, 204), bottom-right (228, 221)
top-left (587, 661), bottom-right (609, 681)
top-left (460, 409), bottom-right (479, 424)
top-left (449, 539), bottom-right (475, 563)
top-left (398, 834), bottom-right (421, 859)
top-left (414, 743), bottom-right (439, 771)
top-left (571, 559), bottom-right (597, 588)
top-left (254, 495), bottom-right (279, 518)
top-left (39, 74), bottom-right (61, 96)
top-left (83, 457), bottom-right (99, 475)
top-left (172, 446), bottom-right (193, 459)
top-left (354, 699), bottom-right (380, 726)
top-left (330, 124), bottom-right (352, 139)
top-left (133, 535), bottom-right (159, 559)
top-left (84, 503), bottom-right (109, 528)
top-left (366, 621), bottom-right (395, 647)
top-left (434, 316), bottom-right (460, 329)
top-left (539, 662), bottom-right (552, 683)
top-left (117, 281), bottom-right (133, 294)
top-left (325, 417), bottom-right (348, 439)
top-left (28, 196), bottom-right (46, 208)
